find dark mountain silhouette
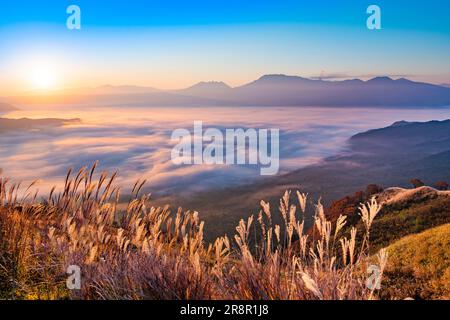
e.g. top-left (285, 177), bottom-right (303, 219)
top-left (151, 74), bottom-right (450, 107)
top-left (240, 74), bottom-right (316, 87)
top-left (230, 75), bottom-right (450, 107)
top-left (176, 81), bottom-right (232, 99)
top-left (350, 119), bottom-right (450, 149)
top-left (5, 75), bottom-right (450, 107)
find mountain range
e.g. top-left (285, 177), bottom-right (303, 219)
top-left (5, 75), bottom-right (450, 107)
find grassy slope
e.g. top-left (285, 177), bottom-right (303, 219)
top-left (333, 188), bottom-right (450, 253)
top-left (319, 186), bottom-right (450, 300)
top-left (381, 224), bottom-right (450, 300)
top-left (369, 192), bottom-right (450, 251)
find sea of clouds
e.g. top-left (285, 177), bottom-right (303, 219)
top-left (1, 105), bottom-right (450, 197)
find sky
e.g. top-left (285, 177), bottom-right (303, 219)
top-left (0, 0), bottom-right (450, 95)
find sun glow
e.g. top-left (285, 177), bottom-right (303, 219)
top-left (28, 64), bottom-right (59, 91)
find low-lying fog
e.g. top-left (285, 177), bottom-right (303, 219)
top-left (1, 105), bottom-right (450, 196)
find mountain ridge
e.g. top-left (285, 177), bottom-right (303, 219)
top-left (164, 117), bottom-right (450, 240)
top-left (5, 74), bottom-right (450, 107)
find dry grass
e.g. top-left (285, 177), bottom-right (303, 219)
top-left (381, 223), bottom-right (450, 300)
top-left (0, 164), bottom-right (388, 300)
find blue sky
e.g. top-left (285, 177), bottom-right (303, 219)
top-left (1, 0), bottom-right (449, 32)
top-left (1, 0), bottom-right (449, 94)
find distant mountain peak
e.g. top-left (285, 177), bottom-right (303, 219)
top-left (7, 74), bottom-right (450, 108)
top-left (178, 81), bottom-right (232, 98)
top-left (396, 77), bottom-right (412, 82)
top-left (391, 120), bottom-right (412, 127)
top-left (244, 74), bottom-right (313, 87)
top-left (258, 74), bottom-right (308, 81)
top-left (367, 76), bottom-right (394, 83)
top-left (189, 81), bottom-right (231, 89)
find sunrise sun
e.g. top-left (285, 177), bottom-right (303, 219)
top-left (28, 64), bottom-right (59, 91)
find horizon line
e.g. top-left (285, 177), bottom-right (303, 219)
top-left (4, 73), bottom-right (446, 97)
